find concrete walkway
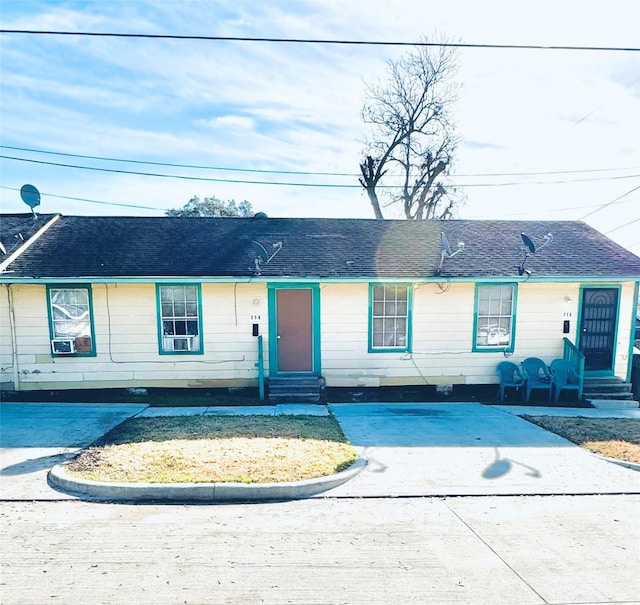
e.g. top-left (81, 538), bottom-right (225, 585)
top-left (2, 401), bottom-right (639, 501)
top-left (0, 402), bottom-right (147, 500)
top-left (137, 403), bottom-right (329, 417)
top-left (327, 402), bottom-right (640, 498)
top-left (493, 404), bottom-right (640, 419)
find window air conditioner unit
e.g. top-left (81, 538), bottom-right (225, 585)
top-left (172, 336), bottom-right (193, 351)
top-left (51, 338), bottom-right (76, 355)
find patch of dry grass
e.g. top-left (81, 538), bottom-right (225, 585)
top-left (524, 416), bottom-right (640, 464)
top-left (65, 415), bottom-right (357, 484)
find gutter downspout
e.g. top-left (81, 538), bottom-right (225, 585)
top-left (257, 335), bottom-right (265, 401)
top-left (6, 284), bottom-right (19, 391)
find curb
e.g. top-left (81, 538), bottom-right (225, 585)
top-left (48, 458), bottom-right (367, 503)
top-left (596, 455), bottom-right (640, 472)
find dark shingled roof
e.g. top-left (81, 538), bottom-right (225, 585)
top-left (2, 214), bottom-right (640, 280)
top-left (0, 213), bottom-right (58, 262)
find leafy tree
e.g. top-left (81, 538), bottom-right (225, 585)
top-left (359, 40), bottom-right (461, 220)
top-left (165, 195), bottom-right (254, 217)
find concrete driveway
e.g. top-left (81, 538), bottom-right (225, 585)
top-left (327, 402), bottom-right (640, 497)
top-left (1, 401), bottom-right (639, 501)
top-left (0, 402), bottom-right (146, 500)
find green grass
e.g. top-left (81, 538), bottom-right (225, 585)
top-left (524, 416), bottom-right (640, 464)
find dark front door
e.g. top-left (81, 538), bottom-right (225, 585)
top-left (579, 287), bottom-right (619, 372)
top-left (275, 288), bottom-right (313, 372)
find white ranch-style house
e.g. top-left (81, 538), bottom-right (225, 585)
top-left (1, 213), bottom-right (639, 401)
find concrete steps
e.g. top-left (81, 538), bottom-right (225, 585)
top-left (583, 377), bottom-right (639, 408)
top-left (267, 376), bottom-right (324, 404)
top-left (587, 399), bottom-right (639, 409)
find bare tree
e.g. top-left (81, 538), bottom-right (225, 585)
top-left (359, 41), bottom-right (460, 220)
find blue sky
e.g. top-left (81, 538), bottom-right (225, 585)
top-left (1, 0), bottom-right (639, 253)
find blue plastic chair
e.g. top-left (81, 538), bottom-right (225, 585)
top-left (549, 359), bottom-right (581, 403)
top-left (496, 361), bottom-right (525, 402)
top-left (521, 357), bottom-right (553, 402)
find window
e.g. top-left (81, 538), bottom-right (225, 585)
top-left (47, 286), bottom-right (95, 355)
top-left (157, 285), bottom-right (203, 354)
top-left (474, 284), bottom-right (517, 351)
top-left (369, 284), bottom-right (411, 352)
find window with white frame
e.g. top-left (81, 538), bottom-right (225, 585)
top-left (158, 285), bottom-right (202, 353)
top-left (370, 284), bottom-right (410, 351)
top-left (474, 284), bottom-right (516, 350)
top-left (47, 286), bottom-right (95, 355)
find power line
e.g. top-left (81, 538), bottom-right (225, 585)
top-left (0, 185), bottom-right (164, 211)
top-left (1, 29), bottom-right (639, 52)
top-left (0, 145), bottom-right (355, 177)
top-left (549, 198), bottom-right (640, 212)
top-left (578, 184), bottom-right (640, 220)
top-left (2, 184), bottom-right (638, 217)
top-left (604, 217), bottom-right (640, 235)
top-left (2, 155), bottom-right (639, 188)
top-left (0, 155), bottom-right (358, 188)
top-left (2, 145), bottom-right (638, 179)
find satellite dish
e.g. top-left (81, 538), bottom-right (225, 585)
top-left (436, 231), bottom-right (464, 275)
top-left (539, 233), bottom-right (553, 250)
top-left (521, 233), bottom-right (535, 254)
top-left (251, 241), bottom-right (269, 262)
top-left (20, 184), bottom-right (41, 211)
top-left (441, 232), bottom-right (452, 256)
top-left (250, 240), bottom-right (283, 275)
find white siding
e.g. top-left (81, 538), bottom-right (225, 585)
top-left (612, 282), bottom-right (635, 378)
top-left (320, 281), bottom-right (635, 387)
top-left (2, 279), bottom-right (636, 391)
top-left (0, 285), bottom-right (15, 389)
top-left (7, 282), bottom-right (268, 390)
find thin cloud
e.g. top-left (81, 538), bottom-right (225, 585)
top-left (0, 0), bottom-right (638, 252)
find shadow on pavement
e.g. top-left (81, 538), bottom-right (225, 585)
top-left (1, 452), bottom-right (76, 476)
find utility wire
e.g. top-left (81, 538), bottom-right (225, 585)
top-left (549, 198), bottom-right (639, 212)
top-left (3, 184), bottom-right (638, 216)
top-left (1, 30), bottom-right (639, 52)
top-left (0, 145), bottom-right (355, 177)
top-left (0, 155), bottom-right (359, 188)
top-left (2, 155), bottom-right (639, 188)
top-left (1, 145), bottom-right (638, 179)
top-left (578, 184), bottom-right (640, 220)
top-left (0, 185), bottom-right (164, 211)
top-left (604, 217), bottom-right (640, 235)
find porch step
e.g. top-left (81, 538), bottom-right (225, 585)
top-left (267, 376), bottom-right (324, 404)
top-left (588, 399), bottom-right (639, 409)
top-left (583, 380), bottom-right (632, 398)
top-left (583, 376), bottom-right (635, 407)
top-left (583, 377), bottom-right (632, 392)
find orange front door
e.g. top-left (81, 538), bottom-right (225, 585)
top-left (275, 288), bottom-right (313, 372)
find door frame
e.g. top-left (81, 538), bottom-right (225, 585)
top-left (267, 283), bottom-right (321, 376)
top-left (576, 284), bottom-right (621, 376)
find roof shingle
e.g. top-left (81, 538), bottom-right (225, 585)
top-left (3, 215), bottom-right (640, 279)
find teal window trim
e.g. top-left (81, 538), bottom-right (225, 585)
top-left (472, 283), bottom-right (518, 353)
top-left (46, 284), bottom-right (97, 357)
top-left (156, 283), bottom-right (204, 355)
top-left (577, 284), bottom-right (621, 376)
top-left (267, 283), bottom-right (321, 375)
top-left (368, 283), bottom-right (413, 353)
